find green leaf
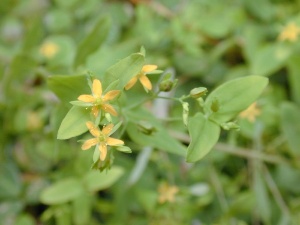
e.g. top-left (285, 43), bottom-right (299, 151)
top-left (125, 108), bottom-right (186, 156)
top-left (83, 167), bottom-right (124, 192)
top-left (16, 214), bottom-right (35, 225)
top-left (70, 101), bottom-right (91, 107)
top-left (280, 102), bottom-right (300, 156)
top-left (253, 165), bottom-right (271, 223)
top-left (251, 43), bottom-right (292, 76)
top-left (40, 178), bottom-right (84, 205)
top-left (74, 17), bottom-right (110, 68)
top-left (72, 193), bottom-right (91, 225)
top-left (102, 53), bottom-right (145, 90)
top-left (186, 113), bottom-right (220, 162)
top-left (0, 163), bottom-right (22, 199)
top-left (204, 76), bottom-right (268, 123)
top-left (287, 55), bottom-right (300, 105)
top-left (57, 106), bottom-right (91, 140)
top-left (48, 74), bottom-right (90, 103)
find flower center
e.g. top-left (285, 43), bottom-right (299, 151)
top-left (98, 132), bottom-right (106, 143)
top-left (94, 97), bottom-right (103, 106)
top-left (137, 72), bottom-right (144, 78)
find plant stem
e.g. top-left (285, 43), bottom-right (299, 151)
top-left (263, 164), bottom-right (291, 218)
top-left (169, 131), bottom-right (289, 165)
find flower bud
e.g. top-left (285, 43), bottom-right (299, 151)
top-left (116, 146), bottom-right (132, 153)
top-left (190, 87), bottom-right (207, 99)
top-left (159, 73), bottom-right (177, 92)
top-left (221, 122), bottom-right (240, 130)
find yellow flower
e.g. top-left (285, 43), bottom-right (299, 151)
top-left (39, 41), bottom-right (59, 58)
top-left (78, 79), bottom-right (120, 117)
top-left (239, 102), bottom-right (261, 123)
top-left (82, 122), bottom-right (124, 161)
top-left (125, 65), bottom-right (157, 91)
top-left (278, 22), bottom-right (300, 42)
top-left (158, 182), bottom-right (179, 204)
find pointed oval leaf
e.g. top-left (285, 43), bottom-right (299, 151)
top-left (204, 76), bottom-right (268, 123)
top-left (48, 74), bottom-right (90, 103)
top-left (40, 178), bottom-right (83, 205)
top-left (251, 43), bottom-right (292, 76)
top-left (57, 106), bottom-right (91, 140)
top-left (83, 167), bottom-right (124, 192)
top-left (125, 108), bottom-right (186, 157)
top-left (280, 102), bottom-right (300, 156)
top-left (74, 17), bottom-right (110, 68)
top-left (186, 113), bottom-right (220, 162)
top-left (102, 53), bottom-right (145, 90)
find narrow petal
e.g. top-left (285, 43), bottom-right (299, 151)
top-left (102, 124), bottom-right (114, 135)
top-left (99, 143), bottom-right (107, 161)
top-left (107, 137), bottom-right (124, 146)
top-left (142, 65), bottom-right (157, 73)
top-left (92, 79), bottom-right (102, 98)
top-left (102, 90), bottom-right (120, 102)
top-left (139, 74), bottom-right (152, 90)
top-left (125, 76), bottom-right (138, 90)
top-left (101, 104), bottom-right (118, 116)
top-left (91, 106), bottom-right (99, 117)
top-left (81, 138), bottom-right (98, 150)
top-left (86, 121), bottom-right (100, 137)
top-left (78, 95), bottom-right (95, 103)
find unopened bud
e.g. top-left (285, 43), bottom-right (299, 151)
top-left (221, 122), bottom-right (240, 130)
top-left (190, 87), bottom-right (207, 99)
top-left (116, 146), bottom-right (132, 153)
top-left (159, 73), bottom-right (177, 92)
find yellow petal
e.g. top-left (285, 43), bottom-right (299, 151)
top-left (78, 95), bottom-right (95, 103)
top-left (102, 124), bottom-right (114, 135)
top-left (92, 79), bottom-right (102, 98)
top-left (125, 76), bottom-right (138, 90)
top-left (81, 138), bottom-right (98, 150)
top-left (99, 143), bottom-right (107, 161)
top-left (106, 137), bottom-right (124, 146)
top-left (91, 106), bottom-right (99, 117)
top-left (139, 74), bottom-right (152, 90)
top-left (142, 65), bottom-right (157, 73)
top-left (86, 121), bottom-right (100, 137)
top-left (102, 104), bottom-right (118, 116)
top-left (102, 90), bottom-right (120, 102)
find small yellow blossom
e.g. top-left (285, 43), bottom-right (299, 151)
top-left (78, 79), bottom-right (120, 117)
top-left (27, 111), bottom-right (42, 131)
top-left (239, 102), bottom-right (261, 123)
top-left (39, 41), bottom-right (59, 58)
top-left (82, 122), bottom-right (124, 161)
top-left (278, 22), bottom-right (300, 42)
top-left (125, 65), bottom-right (157, 91)
top-left (158, 182), bottom-right (179, 204)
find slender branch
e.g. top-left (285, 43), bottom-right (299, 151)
top-left (210, 165), bottom-right (228, 211)
top-left (263, 164), bottom-right (291, 218)
top-left (169, 131), bottom-right (289, 165)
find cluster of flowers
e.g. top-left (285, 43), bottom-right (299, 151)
top-left (77, 65), bottom-right (157, 161)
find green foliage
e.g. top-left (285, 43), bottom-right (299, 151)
top-left (204, 76), bottom-right (269, 123)
top-left (187, 113), bottom-right (220, 162)
top-left (2, 0), bottom-right (300, 224)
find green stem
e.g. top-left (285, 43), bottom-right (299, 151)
top-left (210, 164), bottom-right (228, 211)
top-left (263, 164), bottom-right (291, 218)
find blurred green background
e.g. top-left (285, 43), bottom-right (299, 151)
top-left (1, 0), bottom-right (300, 224)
